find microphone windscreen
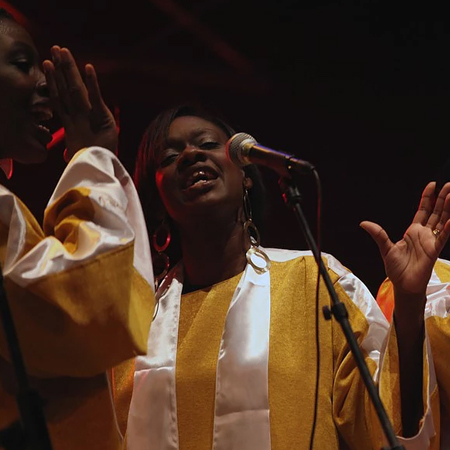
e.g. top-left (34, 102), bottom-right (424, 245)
top-left (226, 132), bottom-right (256, 167)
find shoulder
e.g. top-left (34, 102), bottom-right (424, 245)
top-left (69, 146), bottom-right (121, 167)
top-left (264, 247), bottom-right (309, 262)
top-left (265, 247), bottom-right (380, 320)
top-left (264, 247), bottom-right (351, 276)
top-left (60, 147), bottom-right (132, 189)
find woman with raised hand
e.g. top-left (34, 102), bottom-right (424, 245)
top-left (0, 8), bottom-right (154, 450)
top-left (374, 182), bottom-right (450, 449)
top-left (127, 103), bottom-right (450, 449)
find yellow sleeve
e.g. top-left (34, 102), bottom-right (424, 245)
top-left (0, 147), bottom-right (154, 378)
top-left (378, 324), bottom-right (440, 449)
top-left (330, 272), bottom-right (387, 449)
top-left (423, 258), bottom-right (450, 447)
top-left (326, 253), bottom-right (437, 448)
top-left (374, 259), bottom-right (450, 449)
top-left (376, 277), bottom-right (395, 322)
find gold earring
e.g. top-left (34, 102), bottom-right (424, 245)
top-left (151, 221), bottom-right (171, 319)
top-left (243, 188), bottom-right (271, 274)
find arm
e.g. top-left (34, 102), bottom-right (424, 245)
top-left (378, 258), bottom-right (450, 447)
top-left (326, 255), bottom-right (438, 449)
top-left (0, 147), bottom-right (154, 378)
top-left (0, 46), bottom-right (155, 378)
top-left (361, 181), bottom-right (450, 437)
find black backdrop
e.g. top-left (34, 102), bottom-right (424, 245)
top-left (4, 0), bottom-right (450, 296)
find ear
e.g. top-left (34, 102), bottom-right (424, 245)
top-left (243, 175), bottom-right (253, 190)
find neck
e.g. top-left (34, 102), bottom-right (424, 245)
top-left (180, 219), bottom-right (250, 290)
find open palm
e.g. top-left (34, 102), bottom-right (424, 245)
top-left (361, 181), bottom-right (450, 297)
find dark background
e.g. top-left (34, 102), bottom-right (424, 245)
top-left (2, 0), bottom-right (450, 296)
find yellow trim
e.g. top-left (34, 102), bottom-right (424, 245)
top-left (1, 243), bottom-right (154, 378)
top-left (43, 187), bottom-right (96, 254)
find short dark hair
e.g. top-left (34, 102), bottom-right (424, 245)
top-left (133, 103), bottom-right (267, 267)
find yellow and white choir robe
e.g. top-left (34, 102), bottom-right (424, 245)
top-left (126, 248), bottom-right (438, 450)
top-left (0, 146), bottom-right (155, 450)
top-left (378, 258), bottom-right (450, 450)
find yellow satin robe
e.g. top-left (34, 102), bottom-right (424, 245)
top-left (0, 147), bottom-right (154, 450)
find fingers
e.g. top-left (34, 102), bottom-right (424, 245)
top-left (360, 220), bottom-right (393, 258)
top-left (44, 45), bottom-right (118, 157)
top-left (43, 59), bottom-right (63, 117)
top-left (85, 64), bottom-right (105, 112)
top-left (411, 181), bottom-right (436, 226)
top-left (431, 197), bottom-right (450, 251)
top-left (49, 46), bottom-right (69, 114)
top-left (408, 181), bottom-right (450, 257)
top-left (410, 181), bottom-right (450, 231)
top-left (429, 181), bottom-right (450, 232)
top-left (442, 217), bottom-right (450, 243)
top-left (49, 45), bottom-right (91, 116)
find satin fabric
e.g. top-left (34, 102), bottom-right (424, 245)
top-left (127, 248), bottom-right (437, 450)
top-left (0, 146), bottom-right (155, 450)
top-left (377, 258), bottom-right (450, 450)
top-left (1, 147), bottom-right (153, 289)
top-left (128, 252), bottom-right (273, 450)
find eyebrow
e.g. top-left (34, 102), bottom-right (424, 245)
top-left (187, 127), bottom-right (214, 138)
top-left (7, 40), bottom-right (37, 60)
top-left (164, 127), bottom-right (218, 148)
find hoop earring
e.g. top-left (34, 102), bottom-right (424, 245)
top-left (243, 188), bottom-right (271, 274)
top-left (151, 221), bottom-right (171, 319)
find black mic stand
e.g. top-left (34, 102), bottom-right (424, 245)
top-left (0, 263), bottom-right (53, 450)
top-left (278, 175), bottom-right (404, 450)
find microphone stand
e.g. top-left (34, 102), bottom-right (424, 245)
top-left (0, 263), bottom-right (53, 450)
top-left (278, 174), bottom-right (404, 450)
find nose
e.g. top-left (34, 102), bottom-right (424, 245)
top-left (177, 144), bottom-right (206, 169)
top-left (36, 72), bottom-right (49, 98)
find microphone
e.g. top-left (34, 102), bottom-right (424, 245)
top-left (226, 132), bottom-right (314, 177)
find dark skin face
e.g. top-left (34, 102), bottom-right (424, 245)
top-left (0, 17), bottom-right (52, 163)
top-left (154, 115), bottom-right (254, 288)
top-left (154, 115), bottom-right (252, 230)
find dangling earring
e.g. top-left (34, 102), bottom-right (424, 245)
top-left (243, 188), bottom-right (271, 274)
top-left (151, 221), bottom-right (171, 319)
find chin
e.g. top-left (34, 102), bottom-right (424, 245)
top-left (15, 143), bottom-right (49, 164)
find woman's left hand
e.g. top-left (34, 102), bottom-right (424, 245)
top-left (43, 46), bottom-right (118, 161)
top-left (361, 181), bottom-right (450, 315)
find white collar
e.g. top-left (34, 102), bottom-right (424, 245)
top-left (127, 259), bottom-right (272, 450)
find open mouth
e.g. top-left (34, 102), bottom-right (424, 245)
top-left (31, 108), bottom-right (54, 145)
top-left (183, 168), bottom-right (218, 189)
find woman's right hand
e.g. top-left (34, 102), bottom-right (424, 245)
top-left (43, 46), bottom-right (118, 161)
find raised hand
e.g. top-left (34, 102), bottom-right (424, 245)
top-left (361, 181), bottom-right (450, 313)
top-left (43, 46), bottom-right (118, 160)
top-left (361, 181), bottom-right (450, 437)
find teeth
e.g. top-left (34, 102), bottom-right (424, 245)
top-left (38, 124), bottom-right (50, 133)
top-left (194, 170), bottom-right (206, 178)
top-left (186, 170), bottom-right (213, 188)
